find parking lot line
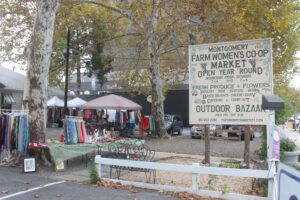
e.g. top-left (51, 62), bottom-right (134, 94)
top-left (0, 180), bottom-right (65, 200)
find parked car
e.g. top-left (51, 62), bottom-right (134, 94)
top-left (164, 114), bottom-right (184, 135)
top-left (223, 125), bottom-right (254, 141)
top-left (190, 124), bottom-right (222, 139)
top-left (190, 125), bottom-right (204, 139)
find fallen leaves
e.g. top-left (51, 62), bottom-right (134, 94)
top-left (96, 181), bottom-right (137, 193)
top-left (164, 191), bottom-right (223, 200)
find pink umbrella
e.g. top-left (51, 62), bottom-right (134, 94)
top-left (82, 94), bottom-right (142, 110)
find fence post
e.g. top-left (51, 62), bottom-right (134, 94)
top-left (192, 163), bottom-right (200, 191)
top-left (267, 111), bottom-right (275, 199)
top-left (95, 155), bottom-right (102, 178)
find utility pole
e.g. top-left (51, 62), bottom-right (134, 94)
top-left (64, 28), bottom-right (70, 117)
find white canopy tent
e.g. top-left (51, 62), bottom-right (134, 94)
top-left (67, 97), bottom-right (87, 108)
top-left (47, 96), bottom-right (64, 127)
top-left (47, 96), bottom-right (64, 107)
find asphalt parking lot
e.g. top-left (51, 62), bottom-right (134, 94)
top-left (0, 167), bottom-right (177, 200)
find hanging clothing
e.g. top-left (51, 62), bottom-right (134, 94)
top-left (0, 112), bottom-right (29, 154)
top-left (63, 117), bottom-right (87, 144)
top-left (140, 117), bottom-right (150, 131)
top-left (84, 110), bottom-right (90, 119)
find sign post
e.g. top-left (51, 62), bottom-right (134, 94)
top-left (189, 38), bottom-right (272, 125)
top-left (189, 38), bottom-right (274, 197)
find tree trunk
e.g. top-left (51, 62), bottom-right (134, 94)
top-left (244, 125), bottom-right (251, 168)
top-left (23, 1), bottom-right (59, 143)
top-left (204, 124), bottom-right (210, 164)
top-left (147, 0), bottom-right (168, 138)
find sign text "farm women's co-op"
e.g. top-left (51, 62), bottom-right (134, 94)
top-left (189, 39), bottom-right (272, 125)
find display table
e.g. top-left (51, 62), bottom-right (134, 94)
top-left (48, 139), bottom-right (143, 165)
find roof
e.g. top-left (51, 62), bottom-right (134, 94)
top-left (0, 66), bottom-right (26, 92)
top-left (48, 87), bottom-right (66, 98)
top-left (0, 66), bottom-right (67, 98)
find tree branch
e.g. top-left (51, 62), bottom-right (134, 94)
top-left (79, 0), bottom-right (142, 29)
top-left (160, 45), bottom-right (187, 56)
top-left (101, 32), bottom-right (141, 43)
top-left (157, 19), bottom-right (179, 49)
top-left (73, 32), bottom-right (141, 53)
top-left (80, 0), bottom-right (131, 20)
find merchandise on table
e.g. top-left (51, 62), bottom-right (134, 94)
top-left (0, 110), bottom-right (29, 154)
top-left (63, 116), bottom-right (87, 144)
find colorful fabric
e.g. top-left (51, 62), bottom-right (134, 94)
top-left (63, 117), bottom-right (87, 144)
top-left (0, 113), bottom-right (29, 154)
top-left (140, 117), bottom-right (150, 131)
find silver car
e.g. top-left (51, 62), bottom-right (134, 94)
top-left (190, 125), bottom-right (222, 139)
top-left (190, 125), bottom-right (204, 139)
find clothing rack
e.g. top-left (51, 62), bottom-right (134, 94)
top-left (63, 116), bottom-right (87, 144)
top-left (0, 110), bottom-right (30, 154)
top-left (0, 109), bottom-right (29, 114)
top-left (65, 115), bottom-right (83, 119)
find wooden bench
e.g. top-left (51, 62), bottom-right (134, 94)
top-left (103, 142), bottom-right (156, 183)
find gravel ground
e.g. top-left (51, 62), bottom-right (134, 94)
top-left (145, 135), bottom-right (261, 160)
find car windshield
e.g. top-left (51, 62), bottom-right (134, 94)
top-left (164, 115), bottom-right (173, 122)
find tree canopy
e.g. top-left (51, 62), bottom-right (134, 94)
top-left (1, 0), bottom-right (300, 138)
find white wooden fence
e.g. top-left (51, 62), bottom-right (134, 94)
top-left (95, 155), bottom-right (275, 200)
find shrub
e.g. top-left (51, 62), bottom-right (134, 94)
top-left (258, 126), bottom-right (267, 160)
top-left (280, 138), bottom-right (297, 160)
top-left (89, 163), bottom-right (100, 184)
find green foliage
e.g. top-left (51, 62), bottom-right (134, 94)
top-left (220, 161), bottom-right (240, 168)
top-left (189, 0), bottom-right (300, 86)
top-left (88, 43), bottom-right (113, 86)
top-left (259, 128), bottom-right (298, 161)
top-left (49, 2), bottom-right (119, 88)
top-left (258, 126), bottom-right (267, 160)
top-left (292, 163), bottom-right (300, 171)
top-left (262, 180), bottom-right (268, 197)
top-left (207, 175), bottom-right (218, 191)
top-left (222, 183), bottom-right (229, 194)
top-left (280, 138), bottom-right (297, 160)
top-left (275, 88), bottom-right (294, 125)
top-left (89, 163), bottom-right (100, 184)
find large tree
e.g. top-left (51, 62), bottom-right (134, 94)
top-left (82, 0), bottom-right (190, 138)
top-left (188, 0), bottom-right (300, 86)
top-left (50, 2), bottom-right (117, 94)
top-left (1, 0), bottom-right (300, 141)
top-left (22, 0), bottom-right (59, 165)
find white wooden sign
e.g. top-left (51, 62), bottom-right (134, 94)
top-left (189, 39), bottom-right (272, 125)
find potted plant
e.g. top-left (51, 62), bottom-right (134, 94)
top-left (280, 138), bottom-right (300, 164)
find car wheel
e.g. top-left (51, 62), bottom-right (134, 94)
top-left (178, 128), bottom-right (182, 135)
top-left (241, 134), bottom-right (245, 141)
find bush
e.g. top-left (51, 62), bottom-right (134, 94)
top-left (89, 163), bottom-right (100, 184)
top-left (280, 138), bottom-right (297, 160)
top-left (258, 126), bottom-right (267, 160)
